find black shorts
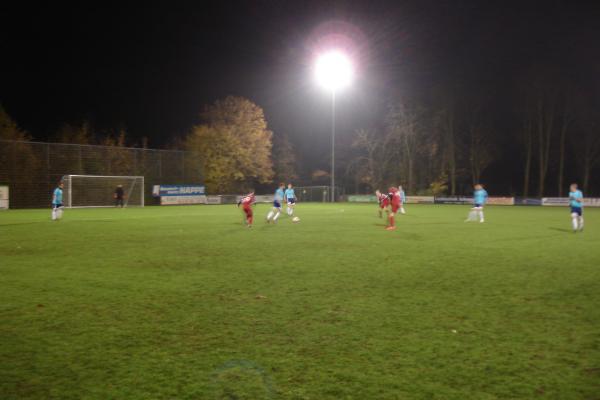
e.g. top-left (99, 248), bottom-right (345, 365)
top-left (287, 198), bottom-right (296, 205)
top-left (52, 203), bottom-right (63, 209)
top-left (571, 206), bottom-right (583, 216)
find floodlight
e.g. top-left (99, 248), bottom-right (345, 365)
top-left (315, 51), bottom-right (354, 92)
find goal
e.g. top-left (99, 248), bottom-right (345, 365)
top-left (62, 175), bottom-right (144, 208)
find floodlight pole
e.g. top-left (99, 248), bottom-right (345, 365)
top-left (331, 90), bottom-right (336, 202)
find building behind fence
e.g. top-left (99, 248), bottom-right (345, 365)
top-left (0, 140), bottom-right (203, 208)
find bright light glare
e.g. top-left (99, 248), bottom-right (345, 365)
top-left (315, 51), bottom-right (354, 91)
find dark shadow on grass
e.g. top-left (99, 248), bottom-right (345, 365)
top-left (548, 227), bottom-right (573, 233)
top-left (398, 232), bottom-right (425, 241)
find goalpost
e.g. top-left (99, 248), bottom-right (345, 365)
top-left (62, 175), bottom-right (145, 208)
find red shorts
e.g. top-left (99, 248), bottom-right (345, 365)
top-left (243, 205), bottom-right (252, 217)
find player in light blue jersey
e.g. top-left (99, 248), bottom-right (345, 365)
top-left (266, 183), bottom-right (285, 223)
top-left (568, 183), bottom-right (584, 232)
top-left (399, 185), bottom-right (406, 214)
top-left (284, 183), bottom-right (296, 216)
top-left (466, 183), bottom-right (488, 223)
top-left (51, 181), bottom-right (64, 221)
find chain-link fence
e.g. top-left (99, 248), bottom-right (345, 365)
top-left (0, 140), bottom-right (203, 208)
top-left (294, 186), bottom-right (343, 202)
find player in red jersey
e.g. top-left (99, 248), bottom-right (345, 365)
top-left (375, 190), bottom-right (389, 218)
top-left (237, 191), bottom-right (256, 228)
top-left (386, 187), bottom-right (401, 231)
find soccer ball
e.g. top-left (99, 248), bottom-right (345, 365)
top-left (292, 216), bottom-right (300, 223)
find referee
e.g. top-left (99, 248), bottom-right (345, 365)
top-left (114, 184), bottom-right (125, 207)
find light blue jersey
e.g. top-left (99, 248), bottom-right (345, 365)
top-left (284, 188), bottom-right (295, 200)
top-left (52, 187), bottom-right (63, 205)
top-left (274, 188), bottom-right (284, 202)
top-left (473, 189), bottom-right (488, 206)
top-left (569, 190), bottom-right (583, 208)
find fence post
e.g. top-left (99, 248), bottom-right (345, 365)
top-left (78, 145), bottom-right (83, 174)
top-left (107, 147), bottom-right (112, 174)
top-left (182, 152), bottom-right (185, 183)
top-left (158, 151), bottom-right (162, 179)
top-left (46, 143), bottom-right (50, 192)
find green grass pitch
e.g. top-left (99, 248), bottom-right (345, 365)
top-left (1, 203), bottom-right (599, 399)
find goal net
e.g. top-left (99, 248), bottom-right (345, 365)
top-left (62, 175), bottom-right (144, 208)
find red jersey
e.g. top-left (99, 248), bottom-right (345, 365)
top-left (388, 188), bottom-right (401, 208)
top-left (240, 193), bottom-right (255, 207)
top-left (378, 193), bottom-right (390, 207)
top-left (391, 192), bottom-right (401, 207)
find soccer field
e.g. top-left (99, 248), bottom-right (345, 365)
top-left (1, 204), bottom-right (599, 399)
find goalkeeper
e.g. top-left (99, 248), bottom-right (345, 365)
top-left (114, 184), bottom-right (125, 208)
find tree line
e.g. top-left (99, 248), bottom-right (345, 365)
top-left (0, 106), bottom-right (198, 205)
top-left (343, 71), bottom-right (600, 197)
top-left (0, 105), bottom-right (146, 149)
top-left (0, 99), bottom-right (297, 195)
top-left (2, 80), bottom-right (599, 196)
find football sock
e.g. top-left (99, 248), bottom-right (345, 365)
top-left (267, 211), bottom-right (274, 220)
top-left (571, 214), bottom-right (578, 230)
top-left (479, 210), bottom-right (484, 222)
top-left (51, 209), bottom-right (56, 220)
top-left (273, 211), bottom-right (280, 221)
top-left (57, 209), bottom-right (63, 219)
top-left (389, 215), bottom-right (395, 227)
top-left (579, 216), bottom-right (584, 230)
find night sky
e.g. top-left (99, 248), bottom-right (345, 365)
top-left (2, 1), bottom-right (600, 171)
